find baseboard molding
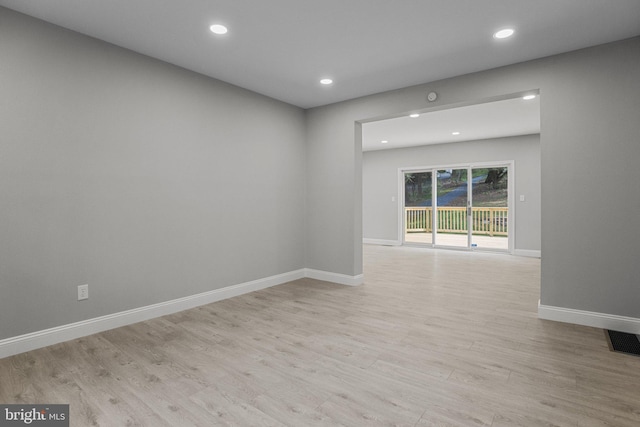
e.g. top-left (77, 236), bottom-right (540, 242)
top-left (363, 240), bottom-right (541, 257)
top-left (304, 268), bottom-right (364, 286)
top-left (538, 302), bottom-right (640, 334)
top-left (363, 238), bottom-right (401, 246)
top-left (0, 267), bottom-right (366, 359)
top-left (514, 249), bottom-right (541, 258)
top-left (1, 269), bottom-right (312, 359)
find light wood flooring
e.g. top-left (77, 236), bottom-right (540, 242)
top-left (1, 245), bottom-right (639, 426)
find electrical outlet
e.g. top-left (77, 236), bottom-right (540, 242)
top-left (78, 284), bottom-right (89, 301)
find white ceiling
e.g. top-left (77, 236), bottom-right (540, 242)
top-left (362, 95), bottom-right (540, 152)
top-left (1, 1), bottom-right (639, 109)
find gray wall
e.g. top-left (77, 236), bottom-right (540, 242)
top-left (0, 8), bottom-right (306, 340)
top-left (306, 37), bottom-right (640, 318)
top-left (539, 38), bottom-right (640, 314)
top-left (363, 134), bottom-right (541, 252)
top-left (2, 4), bottom-right (640, 342)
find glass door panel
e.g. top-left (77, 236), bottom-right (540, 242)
top-left (404, 171), bottom-right (433, 244)
top-left (436, 169), bottom-right (468, 248)
top-left (471, 167), bottom-right (508, 250)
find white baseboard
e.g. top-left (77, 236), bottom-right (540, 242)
top-left (514, 249), bottom-right (541, 258)
top-left (2, 268), bottom-right (367, 359)
top-left (538, 302), bottom-right (640, 334)
top-left (0, 269), bottom-right (306, 359)
top-left (363, 238), bottom-right (401, 246)
top-left (363, 240), bottom-right (541, 258)
top-left (304, 268), bottom-right (364, 286)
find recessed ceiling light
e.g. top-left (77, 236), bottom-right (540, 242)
top-left (320, 78), bottom-right (333, 85)
top-left (493, 28), bottom-right (514, 39)
top-left (381, 140), bottom-right (389, 144)
top-left (523, 94), bottom-right (536, 100)
top-left (409, 113), bottom-right (420, 118)
top-left (209, 24), bottom-right (228, 35)
top-left (452, 132), bottom-right (461, 135)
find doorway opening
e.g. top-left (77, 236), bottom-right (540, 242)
top-left (361, 91), bottom-right (540, 256)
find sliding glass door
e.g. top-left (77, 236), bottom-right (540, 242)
top-left (404, 171), bottom-right (433, 244)
top-left (471, 167), bottom-right (509, 250)
top-left (435, 168), bottom-right (469, 248)
top-left (403, 163), bottom-right (511, 251)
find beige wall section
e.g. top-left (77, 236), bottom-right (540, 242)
top-left (0, 8), bottom-right (306, 340)
top-left (306, 37), bottom-right (640, 319)
top-left (363, 134), bottom-right (541, 251)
